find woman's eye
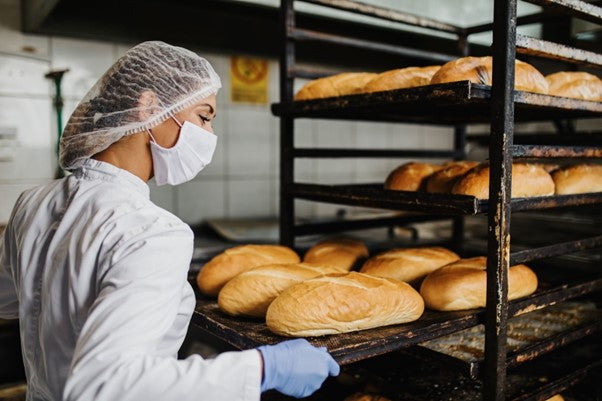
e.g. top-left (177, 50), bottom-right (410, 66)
top-left (199, 115), bottom-right (210, 123)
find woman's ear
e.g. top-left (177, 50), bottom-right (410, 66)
top-left (137, 90), bottom-right (159, 121)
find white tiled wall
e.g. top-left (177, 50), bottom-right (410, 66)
top-left (2, 0), bottom-right (579, 227)
top-left (0, 0), bottom-right (56, 221)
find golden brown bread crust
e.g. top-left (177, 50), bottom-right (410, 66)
top-left (419, 256), bottom-right (538, 311)
top-left (360, 247), bottom-right (460, 284)
top-left (196, 245), bottom-right (300, 296)
top-left (544, 395), bottom-right (564, 401)
top-left (537, 163), bottom-right (560, 173)
top-left (551, 164), bottom-right (602, 194)
top-left (451, 162), bottom-right (555, 199)
top-left (362, 66), bottom-right (441, 93)
top-left (425, 161), bottom-right (479, 193)
top-left (294, 73), bottom-right (378, 100)
top-left (546, 72), bottom-right (602, 101)
top-left (266, 272), bottom-right (425, 336)
top-left (344, 393), bottom-right (391, 401)
top-left (303, 238), bottom-right (369, 271)
top-left (384, 162), bottom-right (443, 191)
top-left (217, 262), bottom-right (339, 318)
top-left (430, 56), bottom-right (549, 94)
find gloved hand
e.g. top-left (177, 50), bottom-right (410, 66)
top-left (257, 338), bottom-right (340, 398)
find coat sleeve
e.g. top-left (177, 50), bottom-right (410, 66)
top-left (0, 223), bottom-right (19, 319)
top-left (62, 220), bottom-right (261, 401)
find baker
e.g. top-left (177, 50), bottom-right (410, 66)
top-left (0, 41), bottom-right (339, 401)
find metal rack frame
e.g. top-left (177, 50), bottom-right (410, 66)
top-left (273, 1), bottom-right (602, 400)
top-left (277, 0), bottom-right (474, 251)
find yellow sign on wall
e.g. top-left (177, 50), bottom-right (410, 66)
top-left (230, 56), bottom-right (269, 104)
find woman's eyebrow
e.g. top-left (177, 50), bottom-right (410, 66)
top-left (199, 103), bottom-right (216, 116)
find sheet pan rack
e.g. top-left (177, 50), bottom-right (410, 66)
top-left (194, 0), bottom-right (602, 399)
top-left (273, 0), bottom-right (602, 399)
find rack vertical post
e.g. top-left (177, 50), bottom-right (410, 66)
top-left (280, 0), bottom-right (296, 248)
top-left (485, 0), bottom-right (517, 400)
top-left (452, 32), bottom-right (470, 249)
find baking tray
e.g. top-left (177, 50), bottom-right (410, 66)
top-left (191, 276), bottom-right (602, 366)
top-left (301, 337), bottom-right (602, 401)
top-left (271, 81), bottom-right (602, 124)
top-left (413, 302), bottom-right (601, 379)
top-left (192, 299), bottom-right (479, 366)
top-left (290, 183), bottom-right (602, 215)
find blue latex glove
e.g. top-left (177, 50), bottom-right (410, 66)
top-left (258, 338), bottom-right (340, 398)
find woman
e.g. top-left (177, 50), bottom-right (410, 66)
top-left (0, 41), bottom-right (339, 401)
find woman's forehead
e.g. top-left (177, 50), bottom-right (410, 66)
top-left (200, 93), bottom-right (216, 104)
top-left (192, 94), bottom-right (217, 112)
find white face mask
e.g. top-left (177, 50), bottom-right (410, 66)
top-left (148, 117), bottom-right (217, 186)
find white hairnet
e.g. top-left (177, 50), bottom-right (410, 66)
top-left (59, 41), bottom-right (221, 170)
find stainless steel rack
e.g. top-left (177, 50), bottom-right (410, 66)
top-left (268, 0), bottom-right (602, 400)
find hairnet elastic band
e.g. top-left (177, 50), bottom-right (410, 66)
top-left (116, 85), bottom-right (219, 138)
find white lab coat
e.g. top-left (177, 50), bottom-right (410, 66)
top-left (0, 159), bottom-right (261, 401)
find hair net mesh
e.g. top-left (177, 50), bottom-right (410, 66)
top-left (59, 41), bottom-right (221, 170)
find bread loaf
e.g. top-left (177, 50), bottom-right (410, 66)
top-left (451, 162), bottom-right (555, 199)
top-left (537, 163), bottom-right (560, 173)
top-left (430, 56), bottom-right (549, 94)
top-left (344, 393), bottom-right (391, 401)
top-left (551, 164), bottom-right (602, 194)
top-left (384, 162), bottom-right (443, 191)
top-left (360, 247), bottom-right (460, 284)
top-left (545, 395), bottom-right (564, 401)
top-left (217, 263), bottom-right (339, 318)
top-left (196, 245), bottom-right (300, 296)
top-left (294, 72), bottom-right (378, 100)
top-left (420, 256), bottom-right (538, 311)
top-left (303, 238), bottom-right (369, 271)
top-left (425, 161), bottom-right (479, 193)
top-left (266, 272), bottom-right (425, 336)
top-left (546, 71), bottom-right (602, 101)
top-left (362, 66), bottom-right (441, 93)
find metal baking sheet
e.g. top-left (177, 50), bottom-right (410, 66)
top-left (192, 298), bottom-right (480, 366)
top-left (323, 337), bottom-right (602, 401)
top-left (271, 81), bottom-right (602, 124)
top-left (191, 277), bottom-right (602, 366)
top-left (415, 302), bottom-right (601, 379)
top-left (290, 183), bottom-right (602, 215)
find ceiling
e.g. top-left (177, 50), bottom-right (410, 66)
top-left (21, 0), bottom-right (600, 72)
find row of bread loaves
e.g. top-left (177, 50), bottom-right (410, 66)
top-left (385, 161), bottom-right (602, 198)
top-left (198, 241), bottom-right (539, 337)
top-left (198, 239), bottom-right (426, 336)
top-left (295, 56), bottom-right (602, 101)
top-left (198, 237), bottom-right (368, 299)
top-left (357, 247), bottom-right (537, 311)
top-left (217, 238), bottom-right (369, 317)
top-left (266, 249), bottom-right (538, 336)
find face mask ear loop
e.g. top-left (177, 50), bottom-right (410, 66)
top-left (146, 128), bottom-right (158, 143)
top-left (172, 116), bottom-right (183, 128)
